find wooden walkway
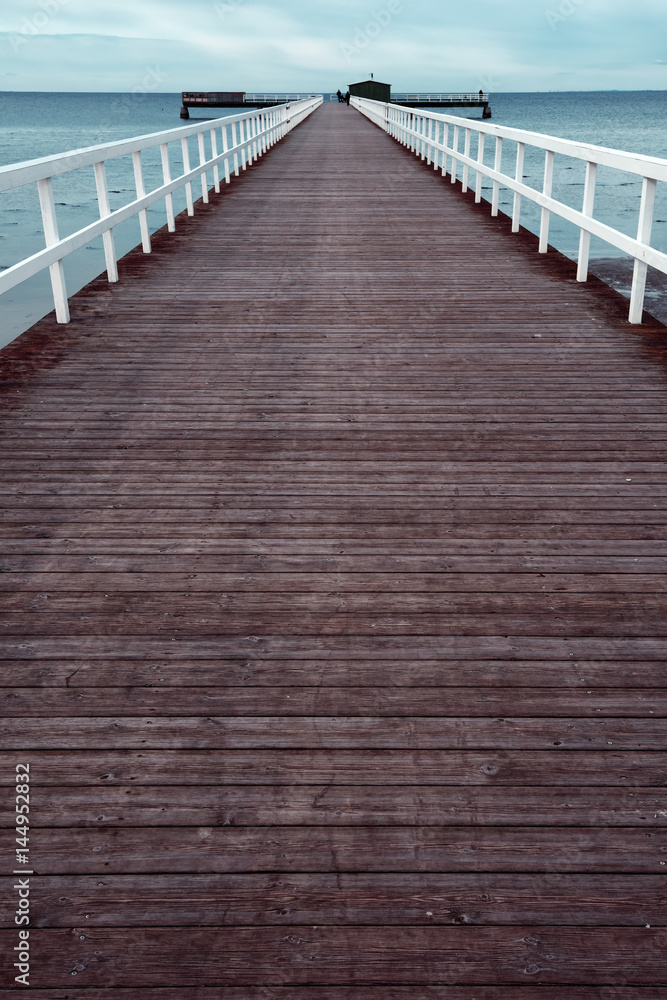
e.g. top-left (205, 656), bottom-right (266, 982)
top-left (1, 102), bottom-right (666, 996)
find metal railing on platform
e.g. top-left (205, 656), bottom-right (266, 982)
top-left (246, 94), bottom-right (322, 103)
top-left (392, 93), bottom-right (489, 104)
top-left (0, 97), bottom-right (322, 324)
top-left (352, 95), bottom-right (667, 325)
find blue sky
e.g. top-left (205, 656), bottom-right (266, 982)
top-left (1, 0), bottom-right (666, 93)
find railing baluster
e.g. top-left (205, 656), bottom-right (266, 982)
top-left (462, 128), bottom-right (472, 193)
top-left (181, 137), bottom-right (194, 215)
top-left (210, 129), bottom-right (221, 193)
top-left (249, 115), bottom-right (257, 162)
top-left (233, 122), bottom-right (240, 176)
top-left (198, 132), bottom-right (209, 204)
top-left (426, 118), bottom-right (433, 165)
top-left (160, 143), bottom-right (176, 232)
top-left (93, 160), bottom-right (118, 283)
top-left (222, 123), bottom-right (231, 183)
top-left (132, 150), bottom-right (151, 253)
top-left (451, 125), bottom-right (459, 185)
top-left (629, 176), bottom-right (658, 324)
top-left (539, 149), bottom-right (555, 253)
top-left (475, 132), bottom-right (485, 203)
top-left (512, 142), bottom-right (525, 233)
top-left (492, 136), bottom-right (503, 216)
top-left (36, 176), bottom-right (70, 323)
top-left (577, 161), bottom-right (598, 282)
top-left (240, 119), bottom-right (248, 170)
top-left (441, 123), bottom-right (449, 177)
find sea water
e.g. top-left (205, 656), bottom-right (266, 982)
top-left (1, 90), bottom-right (666, 347)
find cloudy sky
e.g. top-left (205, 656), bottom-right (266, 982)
top-left (1, 0), bottom-right (666, 93)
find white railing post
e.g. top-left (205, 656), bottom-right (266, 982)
top-left (241, 119), bottom-right (248, 168)
top-left (160, 143), bottom-right (176, 232)
top-left (233, 121), bottom-right (240, 176)
top-left (426, 118), bottom-right (433, 165)
top-left (197, 132), bottom-right (209, 204)
top-left (93, 161), bottom-right (119, 283)
top-left (222, 124), bottom-right (231, 184)
top-left (462, 128), bottom-right (472, 193)
top-left (132, 150), bottom-right (151, 253)
top-left (475, 132), bottom-right (485, 203)
top-left (512, 142), bottom-right (525, 233)
top-left (451, 125), bottom-right (459, 185)
top-left (441, 123), bottom-right (449, 177)
top-left (210, 129), bottom-right (221, 193)
top-left (577, 161), bottom-right (598, 282)
top-left (629, 176), bottom-right (658, 324)
top-left (36, 176), bottom-right (69, 323)
top-left (250, 115), bottom-right (257, 162)
top-left (491, 136), bottom-right (503, 216)
top-left (539, 149), bottom-right (555, 253)
top-left (181, 137), bottom-right (195, 215)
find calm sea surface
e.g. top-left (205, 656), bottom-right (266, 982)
top-left (1, 90), bottom-right (666, 346)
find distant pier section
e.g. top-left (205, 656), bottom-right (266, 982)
top-left (349, 79), bottom-right (492, 117)
top-left (180, 92), bottom-right (321, 117)
top-left (181, 83), bottom-right (491, 119)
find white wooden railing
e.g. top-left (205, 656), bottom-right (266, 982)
top-left (392, 93), bottom-right (489, 104)
top-left (246, 94), bottom-right (322, 103)
top-left (0, 97), bottom-right (322, 324)
top-left (352, 96), bottom-right (667, 325)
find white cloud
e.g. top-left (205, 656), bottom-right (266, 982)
top-left (0, 0), bottom-right (665, 91)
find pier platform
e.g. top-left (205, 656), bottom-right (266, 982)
top-left (1, 102), bottom-right (666, 994)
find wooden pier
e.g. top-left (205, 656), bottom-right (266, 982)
top-left (1, 102), bottom-right (666, 995)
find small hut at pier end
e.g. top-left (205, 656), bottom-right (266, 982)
top-left (348, 79), bottom-right (392, 103)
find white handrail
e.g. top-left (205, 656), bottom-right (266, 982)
top-left (0, 97), bottom-right (322, 324)
top-left (246, 93), bottom-right (322, 102)
top-left (351, 96), bottom-right (667, 325)
top-left (392, 93), bottom-right (489, 103)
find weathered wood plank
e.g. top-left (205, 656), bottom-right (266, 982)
top-left (5, 873), bottom-right (663, 927)
top-left (0, 657), bottom-right (664, 688)
top-left (2, 636), bottom-right (665, 659)
top-left (1, 785), bottom-right (663, 827)
top-left (1, 716), bottom-right (664, 749)
top-left (25, 826), bottom-right (666, 874)
top-left (0, 927), bottom-right (663, 986)
top-left (1, 687), bottom-right (664, 717)
top-left (2, 610), bottom-right (667, 636)
top-left (0, 989), bottom-right (662, 1000)
top-left (0, 750), bottom-right (661, 785)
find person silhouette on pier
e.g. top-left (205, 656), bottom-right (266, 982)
top-left (344, 91), bottom-right (350, 105)
top-left (336, 89), bottom-right (343, 103)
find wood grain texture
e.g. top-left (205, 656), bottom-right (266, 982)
top-left (1, 101), bottom-right (667, 991)
top-left (7, 873), bottom-right (664, 927)
top-left (0, 991), bottom-right (664, 1000)
top-left (0, 927), bottom-right (665, 986)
